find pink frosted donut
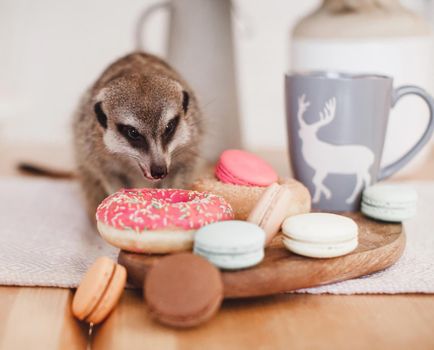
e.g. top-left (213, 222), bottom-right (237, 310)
top-left (96, 188), bottom-right (234, 253)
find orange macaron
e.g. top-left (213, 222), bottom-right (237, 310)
top-left (72, 257), bottom-right (126, 324)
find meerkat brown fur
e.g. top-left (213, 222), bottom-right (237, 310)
top-left (73, 52), bottom-right (203, 221)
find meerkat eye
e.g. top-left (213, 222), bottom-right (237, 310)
top-left (94, 102), bottom-right (107, 129)
top-left (117, 124), bottom-right (141, 141)
top-left (126, 127), bottom-right (141, 140)
top-left (116, 124), bottom-right (149, 150)
top-left (163, 115), bottom-right (180, 142)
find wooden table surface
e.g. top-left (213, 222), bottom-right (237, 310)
top-left (1, 143), bottom-right (434, 350)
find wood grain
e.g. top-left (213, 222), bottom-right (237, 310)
top-left (0, 287), bottom-right (88, 350)
top-left (92, 291), bottom-right (434, 350)
top-left (119, 213), bottom-right (405, 298)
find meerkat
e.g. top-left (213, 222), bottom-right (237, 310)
top-left (72, 52), bottom-right (204, 220)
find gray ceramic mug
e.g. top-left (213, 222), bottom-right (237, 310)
top-left (285, 72), bottom-right (434, 211)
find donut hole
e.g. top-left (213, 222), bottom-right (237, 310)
top-left (165, 191), bottom-right (191, 204)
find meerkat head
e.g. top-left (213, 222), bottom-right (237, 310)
top-left (93, 74), bottom-right (194, 181)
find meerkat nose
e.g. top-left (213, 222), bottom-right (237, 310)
top-left (150, 164), bottom-right (168, 179)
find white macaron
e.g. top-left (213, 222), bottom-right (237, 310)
top-left (282, 213), bottom-right (358, 258)
top-left (361, 184), bottom-right (418, 222)
top-left (193, 220), bottom-right (265, 270)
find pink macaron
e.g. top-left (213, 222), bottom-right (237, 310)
top-left (215, 150), bottom-right (278, 187)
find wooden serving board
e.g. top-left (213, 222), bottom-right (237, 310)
top-left (118, 213), bottom-right (405, 299)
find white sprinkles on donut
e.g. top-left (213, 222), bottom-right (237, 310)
top-left (96, 188), bottom-right (234, 232)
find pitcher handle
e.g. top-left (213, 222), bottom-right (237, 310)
top-left (135, 2), bottom-right (171, 54)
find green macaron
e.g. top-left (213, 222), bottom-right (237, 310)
top-left (361, 184), bottom-right (418, 222)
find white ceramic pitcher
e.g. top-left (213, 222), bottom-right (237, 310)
top-left (136, 0), bottom-right (241, 162)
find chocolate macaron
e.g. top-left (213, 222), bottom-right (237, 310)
top-left (144, 253), bottom-right (223, 328)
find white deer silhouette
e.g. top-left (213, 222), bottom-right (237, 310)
top-left (297, 94), bottom-right (375, 204)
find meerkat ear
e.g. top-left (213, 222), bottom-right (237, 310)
top-left (182, 91), bottom-right (189, 114)
top-left (94, 102), bottom-right (107, 129)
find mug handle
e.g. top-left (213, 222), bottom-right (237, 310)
top-left (135, 2), bottom-right (171, 54)
top-left (378, 85), bottom-right (434, 180)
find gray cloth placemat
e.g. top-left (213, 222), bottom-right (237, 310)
top-left (0, 178), bottom-right (118, 287)
top-left (0, 177), bottom-right (433, 293)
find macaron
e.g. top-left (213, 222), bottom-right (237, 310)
top-left (247, 182), bottom-right (311, 245)
top-left (215, 149), bottom-right (278, 187)
top-left (282, 213), bottom-right (358, 258)
top-left (361, 184), bottom-right (418, 222)
top-left (144, 253), bottom-right (223, 328)
top-left (194, 220), bottom-right (266, 270)
top-left (72, 257), bottom-right (127, 324)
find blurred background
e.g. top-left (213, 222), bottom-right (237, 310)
top-left (1, 0), bottom-right (433, 173)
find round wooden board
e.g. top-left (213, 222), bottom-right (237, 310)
top-left (118, 213), bottom-right (405, 299)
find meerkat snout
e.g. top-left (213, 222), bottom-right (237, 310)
top-left (150, 163), bottom-right (167, 179)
